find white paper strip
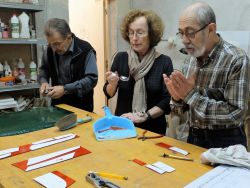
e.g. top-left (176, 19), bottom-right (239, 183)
top-left (152, 161), bottom-right (175, 173)
top-left (0, 147), bottom-right (19, 156)
top-left (146, 164), bottom-right (166, 174)
top-left (26, 153), bottom-right (75, 171)
top-left (27, 146), bottom-right (80, 166)
top-left (169, 146), bottom-right (189, 155)
top-left (30, 134), bottom-right (76, 150)
top-left (34, 172), bottom-right (67, 188)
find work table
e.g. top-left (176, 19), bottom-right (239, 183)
top-left (0, 104), bottom-right (212, 187)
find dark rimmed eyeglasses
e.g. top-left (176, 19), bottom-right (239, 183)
top-left (176, 23), bottom-right (211, 39)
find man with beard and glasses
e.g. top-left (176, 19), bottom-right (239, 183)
top-left (163, 2), bottom-right (250, 149)
top-left (39, 18), bottom-right (98, 112)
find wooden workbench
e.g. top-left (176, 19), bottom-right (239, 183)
top-left (0, 104), bottom-right (212, 187)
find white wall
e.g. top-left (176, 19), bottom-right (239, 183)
top-left (68, 0), bottom-right (105, 115)
top-left (114, 0), bottom-right (250, 70)
top-left (46, 0), bottom-right (69, 21)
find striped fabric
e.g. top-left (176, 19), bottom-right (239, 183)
top-left (172, 36), bottom-right (250, 130)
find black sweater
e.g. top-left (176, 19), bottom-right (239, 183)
top-left (103, 52), bottom-right (173, 134)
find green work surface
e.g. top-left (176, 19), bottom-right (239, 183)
top-left (0, 107), bottom-right (73, 136)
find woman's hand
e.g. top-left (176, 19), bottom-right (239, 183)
top-left (121, 112), bottom-right (148, 123)
top-left (106, 71), bottom-right (119, 87)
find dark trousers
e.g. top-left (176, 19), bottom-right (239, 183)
top-left (52, 94), bottom-right (93, 112)
top-left (187, 126), bottom-right (247, 149)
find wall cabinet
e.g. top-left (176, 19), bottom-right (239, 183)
top-left (0, 0), bottom-right (46, 96)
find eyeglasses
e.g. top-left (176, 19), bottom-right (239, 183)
top-left (127, 31), bottom-right (148, 39)
top-left (176, 23), bottom-right (210, 39)
top-left (48, 37), bottom-right (68, 49)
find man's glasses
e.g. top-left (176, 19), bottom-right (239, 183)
top-left (176, 23), bottom-right (211, 39)
top-left (127, 31), bottom-right (148, 39)
top-left (48, 37), bottom-right (68, 49)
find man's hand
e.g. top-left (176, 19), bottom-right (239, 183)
top-left (163, 74), bottom-right (181, 101)
top-left (163, 70), bottom-right (196, 100)
top-left (40, 83), bottom-right (50, 96)
top-left (47, 85), bottom-right (65, 99)
top-left (121, 112), bottom-right (148, 123)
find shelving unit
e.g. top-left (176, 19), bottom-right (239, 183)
top-left (0, 0), bottom-right (46, 101)
top-left (0, 2), bottom-right (44, 11)
top-left (0, 83), bottom-right (39, 92)
top-left (0, 38), bottom-right (46, 45)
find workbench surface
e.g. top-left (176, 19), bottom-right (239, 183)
top-left (0, 104), bottom-right (212, 188)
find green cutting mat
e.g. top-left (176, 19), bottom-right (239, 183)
top-left (0, 107), bottom-right (73, 136)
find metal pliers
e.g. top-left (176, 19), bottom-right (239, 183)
top-left (86, 172), bottom-right (121, 188)
top-left (137, 130), bottom-right (164, 141)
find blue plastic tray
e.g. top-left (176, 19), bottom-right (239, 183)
top-left (93, 106), bottom-right (137, 141)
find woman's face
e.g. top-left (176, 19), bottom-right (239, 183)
top-left (128, 16), bottom-right (150, 58)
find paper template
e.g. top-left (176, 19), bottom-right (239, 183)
top-left (34, 171), bottom-right (75, 188)
top-left (13, 146), bottom-right (91, 171)
top-left (0, 133), bottom-right (78, 159)
top-left (146, 161), bottom-right (175, 174)
top-left (156, 142), bottom-right (189, 155)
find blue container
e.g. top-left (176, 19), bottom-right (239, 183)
top-left (93, 106), bottom-right (137, 141)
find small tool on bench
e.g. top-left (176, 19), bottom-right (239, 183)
top-left (86, 172), bottom-right (121, 188)
top-left (138, 130), bottom-right (164, 141)
top-left (89, 171), bottom-right (128, 180)
top-left (55, 113), bottom-right (92, 131)
top-left (161, 153), bottom-right (194, 161)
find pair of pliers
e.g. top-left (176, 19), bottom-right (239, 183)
top-left (86, 172), bottom-right (121, 188)
top-left (137, 130), bottom-right (164, 141)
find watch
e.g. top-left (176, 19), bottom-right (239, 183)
top-left (146, 111), bottom-right (152, 120)
top-left (64, 86), bottom-right (69, 95)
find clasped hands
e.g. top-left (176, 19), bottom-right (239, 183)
top-left (40, 83), bottom-right (65, 99)
top-left (121, 112), bottom-right (148, 124)
top-left (163, 70), bottom-right (196, 101)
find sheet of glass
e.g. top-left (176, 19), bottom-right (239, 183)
top-left (184, 165), bottom-right (250, 188)
top-left (0, 107), bottom-right (73, 136)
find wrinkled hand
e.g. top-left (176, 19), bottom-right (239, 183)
top-left (163, 70), bottom-right (196, 100)
top-left (47, 85), bottom-right (65, 99)
top-left (163, 74), bottom-right (181, 101)
top-left (121, 112), bottom-right (148, 123)
top-left (106, 71), bottom-right (119, 87)
top-left (40, 83), bottom-right (50, 97)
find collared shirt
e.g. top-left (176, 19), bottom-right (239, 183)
top-left (53, 38), bottom-right (97, 95)
top-left (172, 36), bottom-right (250, 130)
top-left (57, 38), bottom-right (75, 85)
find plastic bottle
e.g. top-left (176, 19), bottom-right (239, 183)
top-left (2, 24), bottom-right (8, 39)
top-left (17, 58), bottom-right (25, 81)
top-left (29, 60), bottom-right (37, 81)
top-left (12, 58), bottom-right (18, 78)
top-left (19, 12), bottom-right (30, 38)
top-left (0, 62), bottom-right (3, 77)
top-left (0, 18), bottom-right (3, 39)
top-left (4, 61), bottom-right (12, 77)
top-left (10, 14), bottom-right (19, 38)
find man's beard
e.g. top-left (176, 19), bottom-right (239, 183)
top-left (192, 45), bottom-right (206, 57)
top-left (185, 33), bottom-right (207, 58)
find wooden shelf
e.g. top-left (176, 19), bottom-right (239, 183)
top-left (0, 83), bottom-right (39, 92)
top-left (0, 2), bottom-right (44, 12)
top-left (0, 38), bottom-right (46, 45)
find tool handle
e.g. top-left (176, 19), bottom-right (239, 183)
top-left (103, 106), bottom-right (113, 119)
top-left (168, 154), bottom-right (194, 161)
top-left (96, 172), bottom-right (128, 180)
top-left (86, 172), bottom-right (121, 188)
top-left (77, 116), bottom-right (93, 124)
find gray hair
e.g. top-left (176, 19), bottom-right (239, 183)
top-left (195, 3), bottom-right (216, 26)
top-left (44, 18), bottom-right (71, 38)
